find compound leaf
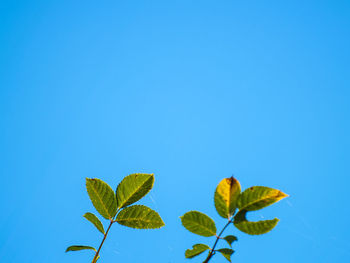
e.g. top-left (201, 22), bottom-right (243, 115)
top-left (116, 205), bottom-right (164, 229)
top-left (116, 173), bottom-right (154, 209)
top-left (217, 248), bottom-right (234, 262)
top-left (86, 178), bottom-right (117, 220)
top-left (185, 244), bottom-right (210, 258)
top-left (223, 235), bottom-right (237, 247)
top-left (214, 177), bottom-right (241, 218)
top-left (180, 211), bottom-right (216, 237)
top-left (237, 186), bottom-right (288, 212)
top-left (65, 245), bottom-right (96, 252)
top-left (83, 212), bottom-right (105, 234)
top-left (234, 210), bottom-right (279, 235)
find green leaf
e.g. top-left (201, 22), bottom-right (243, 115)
top-left (185, 244), bottom-right (210, 258)
top-left (223, 235), bottom-right (237, 247)
top-left (217, 248), bottom-right (234, 262)
top-left (180, 211), bottom-right (216, 237)
top-left (65, 245), bottom-right (96, 252)
top-left (86, 178), bottom-right (118, 220)
top-left (83, 212), bottom-right (105, 234)
top-left (116, 173), bottom-right (154, 209)
top-left (234, 210), bottom-right (279, 235)
top-left (214, 177), bottom-right (241, 218)
top-left (234, 186), bottom-right (286, 235)
top-left (115, 205), bottom-right (165, 229)
top-left (237, 186), bottom-right (288, 211)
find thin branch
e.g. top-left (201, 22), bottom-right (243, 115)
top-left (203, 218), bottom-right (233, 263)
top-left (91, 219), bottom-right (114, 263)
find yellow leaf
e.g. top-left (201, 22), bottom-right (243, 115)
top-left (214, 177), bottom-right (241, 218)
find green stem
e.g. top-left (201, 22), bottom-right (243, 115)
top-left (203, 219), bottom-right (233, 263)
top-left (91, 220), bottom-right (114, 263)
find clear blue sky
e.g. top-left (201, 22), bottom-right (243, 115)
top-left (1, 1), bottom-right (349, 262)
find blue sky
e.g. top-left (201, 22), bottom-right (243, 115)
top-left (1, 1), bottom-right (349, 262)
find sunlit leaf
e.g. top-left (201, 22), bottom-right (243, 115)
top-left (223, 235), bottom-right (237, 247)
top-left (86, 178), bottom-right (117, 220)
top-left (185, 244), bottom-right (210, 258)
top-left (180, 211), bottom-right (216, 237)
top-left (234, 210), bottom-right (279, 235)
top-left (116, 205), bottom-right (165, 229)
top-left (214, 177), bottom-right (241, 218)
top-left (217, 248), bottom-right (234, 262)
top-left (83, 212), bottom-right (105, 234)
top-left (65, 245), bottom-right (96, 252)
top-left (237, 186), bottom-right (288, 211)
top-left (116, 173), bottom-right (154, 208)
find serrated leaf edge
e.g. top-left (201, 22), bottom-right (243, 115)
top-left (115, 205), bottom-right (165, 229)
top-left (180, 211), bottom-right (217, 237)
top-left (86, 178), bottom-right (117, 219)
top-left (238, 186), bottom-right (288, 211)
top-left (116, 173), bottom-right (154, 208)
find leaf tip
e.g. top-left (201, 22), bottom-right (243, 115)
top-left (280, 191), bottom-right (289, 198)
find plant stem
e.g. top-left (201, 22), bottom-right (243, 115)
top-left (92, 220), bottom-right (114, 263)
top-left (203, 219), bottom-right (233, 263)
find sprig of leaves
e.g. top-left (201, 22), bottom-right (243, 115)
top-left (181, 177), bottom-right (288, 263)
top-left (66, 173), bottom-right (165, 262)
